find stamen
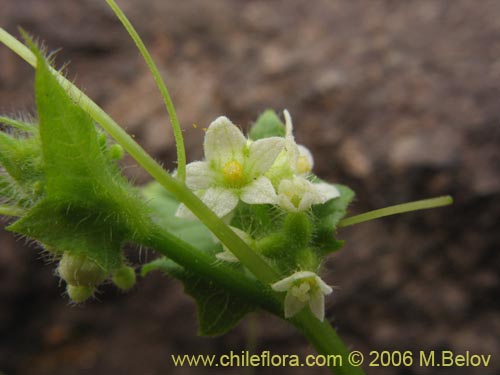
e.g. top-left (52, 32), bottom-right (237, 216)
top-left (223, 160), bottom-right (244, 185)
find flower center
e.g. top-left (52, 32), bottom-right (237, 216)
top-left (223, 160), bottom-right (244, 186)
top-left (284, 190), bottom-right (302, 208)
top-left (291, 281), bottom-right (312, 302)
top-left (296, 155), bottom-right (312, 174)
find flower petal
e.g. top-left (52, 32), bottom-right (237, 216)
top-left (308, 288), bottom-right (326, 321)
top-left (271, 271), bottom-right (317, 292)
top-left (246, 137), bottom-right (285, 176)
top-left (185, 161), bottom-right (213, 190)
top-left (315, 275), bottom-right (333, 295)
top-left (175, 203), bottom-right (197, 220)
top-left (314, 182), bottom-right (340, 202)
top-left (204, 116), bottom-right (246, 166)
top-left (271, 274), bottom-right (296, 292)
top-left (215, 226), bottom-right (253, 263)
top-left (284, 290), bottom-right (307, 318)
top-left (201, 187), bottom-right (239, 217)
top-left (216, 249), bottom-right (239, 263)
top-left (296, 145), bottom-right (314, 174)
top-left (241, 176), bottom-right (277, 205)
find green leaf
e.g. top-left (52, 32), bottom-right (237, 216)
top-left (142, 182), bottom-right (216, 253)
top-left (143, 257), bottom-right (255, 336)
top-left (248, 109), bottom-right (286, 140)
top-left (7, 40), bottom-right (151, 272)
top-left (312, 184), bottom-right (355, 255)
top-left (0, 130), bottom-right (44, 195)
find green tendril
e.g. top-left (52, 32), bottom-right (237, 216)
top-left (338, 195), bottom-right (453, 228)
top-left (105, 0), bottom-right (187, 182)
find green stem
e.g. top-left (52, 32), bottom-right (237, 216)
top-left (0, 27), bottom-right (278, 284)
top-left (104, 0), bottom-right (186, 182)
top-left (0, 205), bottom-right (25, 217)
top-left (338, 195), bottom-right (453, 228)
top-left (292, 312), bottom-right (365, 375)
top-left (145, 226), bottom-right (281, 315)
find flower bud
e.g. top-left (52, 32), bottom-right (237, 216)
top-left (108, 144), bottom-right (125, 160)
top-left (112, 265), bottom-right (136, 290)
top-left (58, 253), bottom-right (107, 286)
top-left (67, 284), bottom-right (94, 303)
top-left (283, 212), bottom-right (312, 249)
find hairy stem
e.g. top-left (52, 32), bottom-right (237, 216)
top-left (145, 226), bottom-right (281, 315)
top-left (292, 313), bottom-right (365, 375)
top-left (338, 195), bottom-right (453, 228)
top-left (104, 0), bottom-right (187, 182)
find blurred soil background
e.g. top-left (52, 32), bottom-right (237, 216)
top-left (0, 0), bottom-right (499, 374)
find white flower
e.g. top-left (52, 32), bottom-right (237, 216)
top-left (266, 110), bottom-right (314, 183)
top-left (215, 226), bottom-right (253, 263)
top-left (177, 116), bottom-right (284, 218)
top-left (277, 176), bottom-right (340, 212)
top-left (271, 271), bottom-right (333, 321)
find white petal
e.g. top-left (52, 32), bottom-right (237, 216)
top-left (240, 176), bottom-right (277, 205)
top-left (296, 145), bottom-right (314, 174)
top-left (284, 290), bottom-right (307, 318)
top-left (308, 288), bottom-right (326, 321)
top-left (201, 187), bottom-right (239, 217)
top-left (246, 137), bottom-right (285, 176)
top-left (271, 274), bottom-right (297, 292)
top-left (271, 271), bottom-right (316, 292)
top-left (314, 182), bottom-right (340, 202)
top-left (175, 203), bottom-right (197, 220)
top-left (230, 226), bottom-right (253, 243)
top-left (297, 191), bottom-right (323, 211)
top-left (292, 271), bottom-right (317, 280)
top-left (216, 226), bottom-right (252, 263)
top-left (216, 250), bottom-right (239, 263)
top-left (315, 275), bottom-right (334, 295)
top-left (284, 109), bottom-right (293, 138)
top-left (297, 145), bottom-right (314, 167)
top-left (278, 195), bottom-right (298, 212)
top-left (185, 161), bottom-right (214, 190)
top-left (204, 116), bottom-right (246, 165)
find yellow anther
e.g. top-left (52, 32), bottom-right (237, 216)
top-left (296, 155), bottom-right (312, 174)
top-left (223, 160), bottom-right (244, 184)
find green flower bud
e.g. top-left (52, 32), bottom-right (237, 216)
top-left (295, 247), bottom-right (320, 272)
top-left (112, 265), bottom-right (136, 290)
top-left (58, 253), bottom-right (107, 286)
top-left (67, 284), bottom-right (94, 303)
top-left (283, 212), bottom-right (312, 249)
top-left (108, 144), bottom-right (125, 160)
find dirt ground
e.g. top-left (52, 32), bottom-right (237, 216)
top-left (1, 1), bottom-right (499, 374)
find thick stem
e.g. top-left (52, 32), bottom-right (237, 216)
top-left (292, 312), bottom-right (365, 375)
top-left (338, 196), bottom-right (453, 228)
top-left (144, 226), bottom-right (281, 315)
top-left (104, 0), bottom-right (187, 182)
